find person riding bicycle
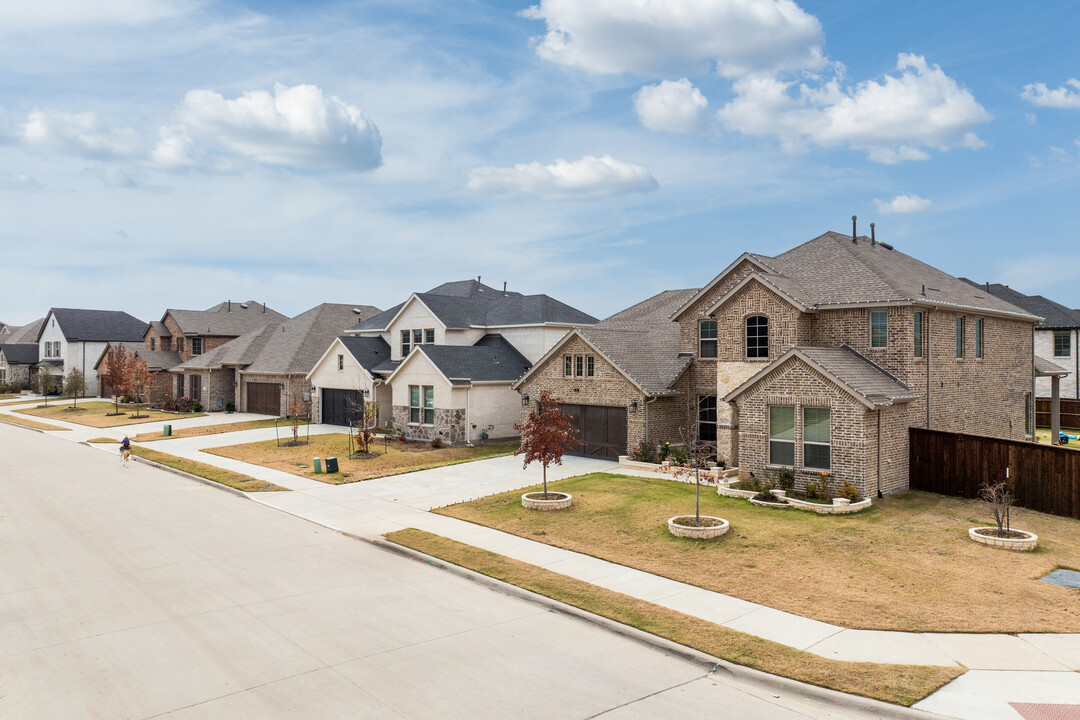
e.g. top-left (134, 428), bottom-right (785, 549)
top-left (120, 436), bottom-right (131, 466)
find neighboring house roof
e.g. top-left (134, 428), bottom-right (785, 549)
top-left (149, 321), bottom-right (171, 338)
top-left (158, 300), bottom-right (291, 337)
top-left (514, 288), bottom-right (698, 397)
top-left (6, 318), bottom-right (44, 344)
top-left (387, 334), bottom-right (532, 386)
top-left (680, 232), bottom-right (1040, 322)
top-left (94, 341), bottom-right (182, 373)
top-left (176, 303), bottom-right (382, 376)
top-left (724, 345), bottom-right (919, 409)
top-left (1035, 355), bottom-right (1071, 378)
top-left (40, 308), bottom-right (147, 342)
top-left (1, 342), bottom-right (39, 365)
top-left (338, 336), bottom-right (392, 371)
top-left (959, 280), bottom-right (1080, 330)
top-left (349, 279), bottom-right (597, 332)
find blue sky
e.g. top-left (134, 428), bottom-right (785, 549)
top-left (1, 0), bottom-right (1078, 325)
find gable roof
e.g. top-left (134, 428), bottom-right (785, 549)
top-left (388, 334), bottom-right (532, 386)
top-left (158, 300), bottom-right (291, 337)
top-left (94, 342), bottom-right (182, 373)
top-left (724, 345), bottom-right (919, 409)
top-left (515, 288), bottom-right (698, 397)
top-left (41, 308), bottom-right (147, 343)
top-left (959, 280), bottom-right (1080, 330)
top-left (687, 232), bottom-right (1040, 322)
top-left (339, 336), bottom-right (392, 372)
top-left (348, 279), bottom-right (597, 333)
top-left (176, 303), bottom-right (381, 376)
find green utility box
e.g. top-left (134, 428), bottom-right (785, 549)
top-left (325, 457), bottom-right (339, 473)
top-left (163, 424), bottom-right (171, 437)
top-left (313, 457), bottom-right (323, 474)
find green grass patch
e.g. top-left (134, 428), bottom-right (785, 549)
top-left (129, 447), bottom-right (289, 493)
top-left (386, 528), bottom-right (962, 707)
top-left (435, 472), bottom-right (1080, 634)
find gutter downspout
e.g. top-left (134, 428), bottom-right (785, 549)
top-left (465, 385), bottom-right (472, 446)
top-left (877, 408), bottom-right (883, 499)
top-left (925, 309), bottom-right (932, 429)
top-left (1075, 329), bottom-right (1078, 400)
top-left (81, 341), bottom-right (86, 398)
top-left (644, 395), bottom-right (657, 446)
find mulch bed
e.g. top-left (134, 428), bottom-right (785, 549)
top-left (671, 516), bottom-right (724, 528)
top-left (977, 528), bottom-right (1032, 539)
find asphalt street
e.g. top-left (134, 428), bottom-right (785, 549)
top-left (0, 423), bottom-right (923, 719)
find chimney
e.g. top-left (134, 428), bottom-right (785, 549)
top-left (870, 223), bottom-right (876, 246)
top-left (851, 215), bottom-right (857, 243)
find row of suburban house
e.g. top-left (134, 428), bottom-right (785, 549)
top-left (4, 228), bottom-right (1079, 499)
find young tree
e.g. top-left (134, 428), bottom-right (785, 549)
top-left (128, 358), bottom-right (152, 418)
top-left (99, 344), bottom-right (131, 416)
top-left (674, 423), bottom-right (720, 524)
top-left (35, 370), bottom-right (54, 406)
top-left (349, 398), bottom-right (380, 454)
top-left (288, 392), bottom-right (306, 443)
top-left (62, 369), bottom-right (87, 408)
top-left (979, 479), bottom-right (1014, 536)
top-left (514, 390), bottom-right (578, 498)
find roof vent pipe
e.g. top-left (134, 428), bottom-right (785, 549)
top-left (870, 223), bottom-right (876, 246)
top-left (228, 300), bottom-right (231, 312)
top-left (921, 284), bottom-right (926, 296)
top-left (985, 282), bottom-right (990, 292)
top-left (477, 275), bottom-right (481, 283)
top-left (503, 281), bottom-right (507, 294)
top-left (852, 215), bottom-right (857, 243)
top-left (263, 302), bottom-right (266, 313)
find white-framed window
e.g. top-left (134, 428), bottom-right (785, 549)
top-left (424, 328), bottom-right (435, 344)
top-left (409, 385), bottom-right (434, 424)
top-left (803, 407), bottom-right (831, 470)
top-left (1054, 330), bottom-right (1071, 358)
top-left (401, 329), bottom-right (411, 357)
top-left (587, 356), bottom-right (594, 377)
top-left (401, 328), bottom-right (436, 357)
top-left (570, 355), bottom-right (595, 378)
top-left (870, 311), bottom-right (888, 348)
top-left (956, 317), bottom-right (964, 358)
top-left (191, 337), bottom-right (203, 355)
top-left (914, 312), bottom-right (923, 358)
top-left (975, 318), bottom-right (984, 359)
top-left (747, 316), bottom-right (769, 359)
top-left (563, 355), bottom-right (572, 377)
top-left (337, 354), bottom-right (344, 371)
top-left (769, 405), bottom-right (795, 466)
top-left (699, 320), bottom-right (717, 358)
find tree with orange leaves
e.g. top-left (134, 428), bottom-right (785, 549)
top-left (514, 390), bottom-right (578, 498)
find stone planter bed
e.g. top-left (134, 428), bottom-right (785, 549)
top-left (618, 456), bottom-right (739, 482)
top-left (521, 491), bottom-right (573, 511)
top-left (969, 526), bottom-right (1038, 551)
top-left (719, 485), bottom-right (872, 514)
top-left (667, 515), bottom-right (729, 539)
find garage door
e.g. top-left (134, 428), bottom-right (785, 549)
top-left (322, 389), bottom-right (364, 427)
top-left (559, 404), bottom-right (627, 460)
top-left (247, 382), bottom-right (281, 416)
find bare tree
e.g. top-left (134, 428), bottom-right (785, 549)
top-left (35, 370), bottom-right (54, 406)
top-left (674, 423), bottom-right (720, 525)
top-left (288, 392), bottom-right (306, 443)
top-left (979, 480), bottom-right (1014, 536)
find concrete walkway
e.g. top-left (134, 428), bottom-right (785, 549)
top-left (9, 402), bottom-right (1079, 720)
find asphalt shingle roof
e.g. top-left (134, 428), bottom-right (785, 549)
top-left (0, 342), bottom-right (39, 364)
top-left (414, 334), bottom-right (532, 383)
top-left (735, 232), bottom-right (1039, 320)
top-left (43, 308), bottom-right (147, 342)
top-left (163, 300), bottom-right (291, 337)
top-left (1035, 355), bottom-right (1071, 377)
top-left (338, 336), bottom-right (392, 372)
top-left (794, 345), bottom-right (918, 406)
top-left (177, 303), bottom-right (382, 376)
top-left (349, 279), bottom-right (597, 332)
top-left (6, 318), bottom-right (44, 345)
top-left (96, 342), bottom-right (182, 372)
top-left (576, 288), bottom-right (699, 396)
top-left (958, 280), bottom-right (1080, 329)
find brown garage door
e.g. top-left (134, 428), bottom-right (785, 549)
top-left (247, 382), bottom-right (281, 416)
top-left (559, 404), bottom-right (627, 460)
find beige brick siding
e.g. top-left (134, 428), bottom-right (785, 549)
top-left (712, 279), bottom-right (811, 362)
top-left (864, 404), bottom-right (911, 496)
top-left (240, 373), bottom-right (310, 416)
top-left (149, 313), bottom-right (240, 363)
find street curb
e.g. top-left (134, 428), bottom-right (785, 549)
top-left (0, 416), bottom-right (57, 434)
top-left (364, 534), bottom-right (950, 720)
top-left (128, 454), bottom-right (249, 498)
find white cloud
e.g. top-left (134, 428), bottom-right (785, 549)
top-left (522, 0), bottom-right (823, 77)
top-left (150, 125), bottom-right (203, 168)
top-left (874, 193), bottom-right (932, 214)
top-left (717, 54), bottom-right (990, 163)
top-left (17, 110), bottom-right (143, 159)
top-left (0, 0), bottom-right (191, 31)
top-left (466, 155), bottom-right (658, 198)
top-left (1021, 79), bottom-right (1080, 109)
top-left (175, 83), bottom-right (382, 171)
top-left (633, 79), bottom-right (708, 133)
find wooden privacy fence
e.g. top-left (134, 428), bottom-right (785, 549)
top-left (1035, 397), bottom-right (1080, 431)
top-left (910, 427), bottom-right (1080, 521)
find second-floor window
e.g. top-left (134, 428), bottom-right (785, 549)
top-left (870, 311), bottom-right (888, 348)
top-left (191, 337), bottom-right (203, 356)
top-left (699, 320), bottom-right (717, 358)
top-left (914, 312), bottom-right (923, 358)
top-left (176, 338), bottom-right (184, 353)
top-left (1055, 330), bottom-right (1071, 357)
top-left (975, 318), bottom-right (984, 359)
top-left (564, 355), bottom-right (595, 378)
top-left (747, 316), bottom-right (769, 359)
top-left (337, 354), bottom-right (344, 370)
top-left (956, 317), bottom-right (964, 358)
top-left (150, 337), bottom-right (156, 351)
top-left (401, 328), bottom-right (436, 356)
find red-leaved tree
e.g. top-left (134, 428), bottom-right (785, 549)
top-left (128, 358), bottom-right (153, 418)
top-left (514, 390), bottom-right (578, 498)
top-left (99, 344), bottom-right (131, 416)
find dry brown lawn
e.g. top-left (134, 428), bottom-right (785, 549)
top-left (16, 400), bottom-right (203, 428)
top-left (203, 433), bottom-right (517, 484)
top-left (436, 473), bottom-right (1080, 633)
top-left (131, 417), bottom-right (309, 442)
top-left (129, 447), bottom-right (288, 492)
top-left (386, 528), bottom-right (962, 707)
top-left (0, 414), bottom-right (70, 431)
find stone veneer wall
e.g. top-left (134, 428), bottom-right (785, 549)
top-left (732, 355), bottom-right (878, 497)
top-left (1, 361), bottom-right (31, 389)
top-left (392, 406), bottom-right (466, 445)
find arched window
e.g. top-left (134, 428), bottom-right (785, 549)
top-left (746, 316), bottom-right (769, 358)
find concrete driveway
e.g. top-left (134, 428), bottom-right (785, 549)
top-left (0, 424), bottom-right (913, 719)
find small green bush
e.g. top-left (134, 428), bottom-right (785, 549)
top-left (667, 445), bottom-right (688, 465)
top-left (192, 401), bottom-right (203, 412)
top-left (837, 480), bottom-right (860, 502)
top-left (630, 441), bottom-right (657, 463)
top-left (805, 474), bottom-right (833, 501)
top-left (225, 402), bottom-right (235, 412)
top-left (777, 467), bottom-right (795, 492)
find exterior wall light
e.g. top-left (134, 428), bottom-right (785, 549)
top-left (521, 395), bottom-right (530, 406)
top-left (629, 400), bottom-right (639, 412)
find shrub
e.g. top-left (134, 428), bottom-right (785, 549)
top-left (805, 473), bottom-right (833, 501)
top-left (733, 476), bottom-right (764, 492)
top-left (630, 441), bottom-right (657, 463)
top-left (666, 445), bottom-right (688, 465)
top-left (120, 393), bottom-right (138, 404)
top-left (431, 436), bottom-right (446, 449)
top-left (192, 401), bottom-right (203, 413)
top-left (657, 441), bottom-right (671, 462)
top-left (777, 467), bottom-right (795, 492)
top-left (837, 480), bottom-right (860, 502)
top-left (225, 402), bottom-right (235, 412)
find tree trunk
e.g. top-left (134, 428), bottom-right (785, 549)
top-left (695, 466), bottom-right (701, 522)
top-left (543, 463), bottom-right (548, 496)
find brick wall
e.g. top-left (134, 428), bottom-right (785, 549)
top-left (240, 373), bottom-right (310, 416)
top-left (863, 403), bottom-right (911, 496)
top-left (712, 279), bottom-right (811, 362)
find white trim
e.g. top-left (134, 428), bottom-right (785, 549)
top-left (384, 346), bottom-right (454, 388)
top-left (705, 272), bottom-right (810, 315)
top-left (671, 253), bottom-right (776, 320)
top-left (306, 337), bottom-right (375, 383)
top-left (353, 295), bottom-right (449, 333)
top-left (510, 328), bottom-right (655, 397)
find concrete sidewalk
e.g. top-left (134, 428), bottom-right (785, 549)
top-left (31, 412), bottom-right (1080, 719)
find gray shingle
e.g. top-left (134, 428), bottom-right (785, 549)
top-left (5, 318), bottom-right (44, 345)
top-left (338, 336), bottom-right (392, 371)
top-left (1035, 355), bottom-right (1071, 377)
top-left (163, 301), bottom-right (291, 337)
top-left (959, 280), bottom-right (1080, 329)
top-left (44, 308), bottom-right (147, 342)
top-left (0, 343), bottom-right (39, 365)
top-left (795, 345), bottom-right (918, 405)
top-left (414, 334), bottom-right (532, 383)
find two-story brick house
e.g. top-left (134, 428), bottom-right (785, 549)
top-left (516, 230), bottom-right (1040, 497)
